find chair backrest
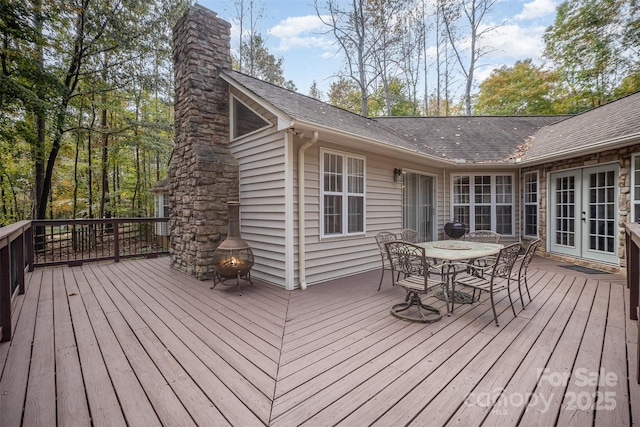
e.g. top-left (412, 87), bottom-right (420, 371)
top-left (375, 231), bottom-right (398, 255)
top-left (385, 241), bottom-right (428, 285)
top-left (400, 228), bottom-right (420, 243)
top-left (466, 230), bottom-right (501, 243)
top-left (491, 242), bottom-right (522, 280)
top-left (517, 238), bottom-right (542, 277)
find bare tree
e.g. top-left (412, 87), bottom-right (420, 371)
top-left (369, 0), bottom-right (411, 116)
top-left (316, 0), bottom-right (414, 117)
top-left (316, 0), bottom-right (372, 116)
top-left (233, 0), bottom-right (264, 75)
top-left (441, 0), bottom-right (499, 115)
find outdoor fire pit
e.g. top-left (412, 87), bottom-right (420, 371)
top-left (211, 201), bottom-right (254, 295)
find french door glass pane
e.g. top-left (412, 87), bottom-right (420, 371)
top-left (587, 171), bottom-right (615, 253)
top-left (555, 176), bottom-right (575, 247)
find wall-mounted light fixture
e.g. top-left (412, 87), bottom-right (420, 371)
top-left (393, 168), bottom-right (403, 182)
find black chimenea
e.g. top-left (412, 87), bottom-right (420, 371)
top-left (211, 201), bottom-right (254, 294)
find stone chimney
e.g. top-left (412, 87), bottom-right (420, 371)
top-left (170, 5), bottom-right (238, 280)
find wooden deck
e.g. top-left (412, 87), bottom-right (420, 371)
top-left (0, 256), bottom-right (638, 426)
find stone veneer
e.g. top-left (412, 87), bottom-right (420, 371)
top-left (169, 5), bottom-right (238, 280)
top-left (523, 143), bottom-right (640, 273)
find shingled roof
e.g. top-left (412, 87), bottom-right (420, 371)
top-left (374, 116), bottom-right (567, 163)
top-left (223, 71), bottom-right (443, 160)
top-left (223, 70), bottom-right (640, 165)
top-left (524, 91), bottom-right (640, 162)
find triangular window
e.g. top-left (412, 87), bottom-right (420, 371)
top-left (232, 96), bottom-right (271, 139)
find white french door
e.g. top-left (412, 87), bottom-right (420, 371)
top-left (402, 172), bottom-right (435, 242)
top-left (549, 164), bottom-right (618, 264)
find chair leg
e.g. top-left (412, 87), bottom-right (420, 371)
top-left (517, 277), bottom-right (525, 310)
top-left (524, 276), bottom-right (532, 303)
top-left (378, 267), bottom-right (385, 291)
top-left (450, 277), bottom-right (455, 313)
top-left (507, 280), bottom-right (517, 317)
top-left (490, 292), bottom-right (499, 327)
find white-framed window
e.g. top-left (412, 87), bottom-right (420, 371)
top-left (523, 171), bottom-right (539, 237)
top-left (633, 154), bottom-right (640, 222)
top-left (321, 149), bottom-right (365, 237)
top-left (451, 173), bottom-right (514, 235)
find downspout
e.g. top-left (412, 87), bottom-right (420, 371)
top-left (298, 131), bottom-right (319, 290)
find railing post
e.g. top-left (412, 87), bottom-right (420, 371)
top-left (113, 219), bottom-right (120, 263)
top-left (16, 227), bottom-right (25, 296)
top-left (25, 222), bottom-right (34, 272)
top-left (0, 243), bottom-right (11, 342)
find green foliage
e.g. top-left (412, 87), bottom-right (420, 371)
top-left (473, 60), bottom-right (560, 115)
top-left (0, 0), bottom-right (189, 221)
top-left (308, 80), bottom-right (323, 100)
top-left (327, 77), bottom-right (362, 114)
top-left (543, 0), bottom-right (634, 112)
top-left (369, 78), bottom-right (420, 116)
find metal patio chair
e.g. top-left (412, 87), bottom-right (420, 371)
top-left (452, 242), bottom-right (522, 326)
top-left (400, 228), bottom-right (420, 243)
top-left (375, 231), bottom-right (399, 291)
top-left (512, 238), bottom-right (542, 309)
top-left (385, 241), bottom-right (449, 323)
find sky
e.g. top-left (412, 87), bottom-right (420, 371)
top-left (197, 0), bottom-right (559, 100)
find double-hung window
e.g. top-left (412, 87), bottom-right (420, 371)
top-left (523, 171), bottom-right (539, 237)
top-left (321, 150), bottom-right (365, 237)
top-left (451, 174), bottom-right (514, 235)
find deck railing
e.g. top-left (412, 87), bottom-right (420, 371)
top-left (0, 218), bottom-right (169, 342)
top-left (624, 222), bottom-right (640, 383)
top-left (0, 221), bottom-right (32, 342)
top-left (32, 218), bottom-right (169, 267)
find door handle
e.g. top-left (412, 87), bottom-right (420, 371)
top-left (581, 211), bottom-right (586, 222)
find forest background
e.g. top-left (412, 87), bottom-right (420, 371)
top-left (0, 0), bottom-right (638, 225)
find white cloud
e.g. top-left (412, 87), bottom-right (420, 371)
top-left (268, 15), bottom-right (333, 51)
top-left (479, 23), bottom-right (547, 60)
top-left (516, 0), bottom-right (557, 21)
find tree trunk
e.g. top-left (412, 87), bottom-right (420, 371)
top-left (33, 0), bottom-right (45, 219)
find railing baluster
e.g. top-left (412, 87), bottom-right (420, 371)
top-left (114, 220), bottom-right (120, 262)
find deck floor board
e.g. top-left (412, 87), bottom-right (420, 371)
top-left (0, 256), bottom-right (637, 426)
